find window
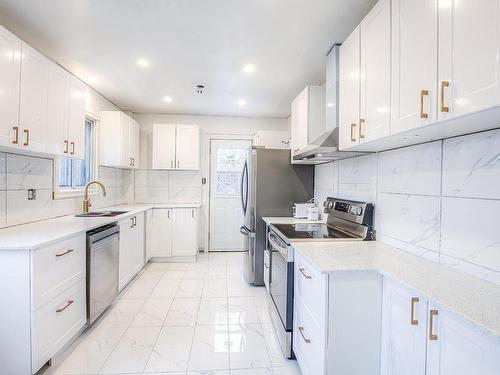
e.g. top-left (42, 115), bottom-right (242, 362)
top-left (58, 119), bottom-right (94, 191)
top-left (215, 148), bottom-right (246, 196)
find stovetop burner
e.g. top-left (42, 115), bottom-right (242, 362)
top-left (272, 223), bottom-right (357, 240)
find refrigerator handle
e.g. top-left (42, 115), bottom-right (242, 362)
top-left (241, 161), bottom-right (248, 214)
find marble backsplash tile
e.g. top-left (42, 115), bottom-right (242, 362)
top-left (314, 128), bottom-right (500, 285)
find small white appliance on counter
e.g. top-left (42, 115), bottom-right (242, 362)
top-left (307, 204), bottom-right (319, 220)
top-left (292, 201), bottom-right (315, 219)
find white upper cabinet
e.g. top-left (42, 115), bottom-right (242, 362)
top-left (99, 111), bottom-right (139, 168)
top-left (0, 26), bottom-right (21, 148)
top-left (290, 85), bottom-right (325, 163)
top-left (19, 42), bottom-right (49, 153)
top-left (152, 123), bottom-right (200, 170)
top-left (47, 66), bottom-right (86, 159)
top-left (152, 124), bottom-right (176, 169)
top-left (359, 0), bottom-right (391, 143)
top-left (426, 303), bottom-right (500, 375)
top-left (176, 124), bottom-right (200, 170)
top-left (339, 26), bottom-right (361, 150)
top-left (391, 0), bottom-right (438, 134)
top-left (66, 76), bottom-right (86, 159)
top-left (438, 0), bottom-right (500, 121)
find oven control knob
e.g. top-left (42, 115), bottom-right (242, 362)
top-left (350, 206), bottom-right (363, 215)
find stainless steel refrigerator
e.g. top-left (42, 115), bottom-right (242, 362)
top-left (240, 147), bottom-right (314, 285)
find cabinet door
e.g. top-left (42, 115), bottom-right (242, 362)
top-left (132, 213), bottom-right (145, 275)
top-left (438, 0), bottom-right (500, 122)
top-left (426, 304), bottom-right (500, 375)
top-left (152, 124), bottom-right (176, 169)
top-left (129, 118), bottom-right (139, 168)
top-left (391, 0), bottom-right (438, 134)
top-left (152, 209), bottom-right (172, 257)
top-left (359, 0), bottom-right (391, 143)
top-left (380, 279), bottom-right (427, 375)
top-left (19, 42), bottom-right (48, 152)
top-left (176, 124), bottom-right (200, 170)
top-left (171, 208), bottom-right (198, 257)
top-left (339, 26), bottom-right (361, 149)
top-left (0, 26), bottom-right (21, 148)
top-left (325, 47), bottom-right (339, 132)
top-left (120, 113), bottom-right (132, 167)
top-left (291, 87), bottom-right (309, 158)
top-left (118, 217), bottom-right (135, 290)
top-left (46, 64), bottom-right (69, 156)
top-left (67, 76), bottom-right (86, 159)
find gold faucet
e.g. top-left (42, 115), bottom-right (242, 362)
top-left (83, 181), bottom-right (107, 213)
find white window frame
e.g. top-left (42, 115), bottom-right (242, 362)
top-left (53, 114), bottom-right (100, 199)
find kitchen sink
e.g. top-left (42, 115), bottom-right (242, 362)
top-left (75, 210), bottom-right (128, 217)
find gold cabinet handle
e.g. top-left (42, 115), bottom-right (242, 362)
top-left (410, 297), bottom-right (419, 325)
top-left (70, 141), bottom-right (75, 155)
top-left (56, 300), bottom-right (74, 313)
top-left (298, 326), bottom-right (311, 343)
top-left (350, 123), bottom-right (357, 142)
top-left (429, 309), bottom-right (438, 340)
top-left (359, 118), bottom-right (365, 140)
top-left (420, 90), bottom-right (429, 118)
top-left (12, 126), bottom-right (19, 144)
top-left (440, 81), bottom-right (450, 113)
top-left (55, 249), bottom-right (74, 258)
top-left (64, 140), bottom-right (69, 154)
top-left (23, 129), bottom-right (29, 146)
top-left (299, 268), bottom-right (312, 279)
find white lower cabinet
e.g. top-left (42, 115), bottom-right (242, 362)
top-left (382, 278), bottom-right (500, 375)
top-left (118, 213), bottom-right (145, 290)
top-left (150, 207), bottom-right (199, 258)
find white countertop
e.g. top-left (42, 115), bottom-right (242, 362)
top-left (262, 216), bottom-right (323, 225)
top-left (292, 240), bottom-right (500, 340)
top-left (0, 203), bottom-right (201, 251)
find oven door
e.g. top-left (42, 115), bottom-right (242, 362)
top-left (268, 230), bottom-right (293, 331)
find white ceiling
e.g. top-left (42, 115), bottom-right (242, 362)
top-left (0, 0), bottom-right (376, 118)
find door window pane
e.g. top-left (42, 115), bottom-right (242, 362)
top-left (216, 148), bottom-right (246, 196)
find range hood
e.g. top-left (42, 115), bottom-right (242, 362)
top-left (292, 127), bottom-right (370, 164)
top-left (292, 44), bottom-right (372, 164)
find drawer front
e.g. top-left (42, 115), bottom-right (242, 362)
top-left (32, 234), bottom-right (86, 309)
top-left (32, 279), bottom-right (86, 373)
top-left (293, 294), bottom-right (326, 375)
top-left (294, 252), bottom-right (327, 325)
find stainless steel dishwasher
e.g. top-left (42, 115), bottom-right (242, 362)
top-left (86, 223), bottom-right (119, 325)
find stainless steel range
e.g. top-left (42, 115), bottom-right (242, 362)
top-left (266, 197), bottom-right (374, 358)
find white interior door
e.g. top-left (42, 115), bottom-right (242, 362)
top-left (210, 139), bottom-right (252, 252)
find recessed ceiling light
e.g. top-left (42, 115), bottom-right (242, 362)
top-left (237, 99), bottom-right (247, 107)
top-left (163, 96), bottom-right (173, 103)
top-left (243, 64), bottom-right (255, 74)
top-left (137, 58), bottom-right (150, 67)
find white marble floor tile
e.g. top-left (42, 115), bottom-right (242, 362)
top-left (184, 268), bottom-right (208, 279)
top-left (197, 298), bottom-right (229, 326)
top-left (254, 296), bottom-right (272, 324)
top-left (121, 277), bottom-right (159, 299)
top-left (208, 253), bottom-right (228, 264)
top-left (228, 324), bottom-right (271, 370)
top-left (162, 270), bottom-right (186, 280)
top-left (188, 325), bottom-right (230, 371)
top-left (227, 264), bottom-right (244, 279)
top-left (150, 278), bottom-right (181, 298)
top-left (225, 252), bottom-right (246, 265)
top-left (52, 326), bottom-right (126, 374)
top-left (176, 279), bottom-right (205, 298)
top-left (167, 262), bottom-right (191, 271)
top-left (260, 324), bottom-right (289, 367)
top-left (99, 299), bottom-right (145, 328)
top-left (227, 278), bottom-right (266, 297)
top-left (147, 262), bottom-right (170, 272)
top-left (187, 370), bottom-right (230, 375)
top-left (144, 325), bottom-right (195, 373)
top-left (131, 298), bottom-right (174, 327)
top-left (100, 326), bottom-right (161, 374)
top-left (231, 368), bottom-right (273, 375)
top-left (206, 264), bottom-right (227, 279)
top-left (186, 261), bottom-right (209, 271)
top-left (272, 362), bottom-right (303, 375)
top-left (163, 297), bottom-right (201, 326)
top-left (228, 297), bottom-right (260, 325)
top-left (202, 279), bottom-right (228, 298)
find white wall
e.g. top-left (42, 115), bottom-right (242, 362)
top-left (314, 128), bottom-right (500, 285)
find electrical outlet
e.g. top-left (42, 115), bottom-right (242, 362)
top-left (28, 189), bottom-right (36, 200)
